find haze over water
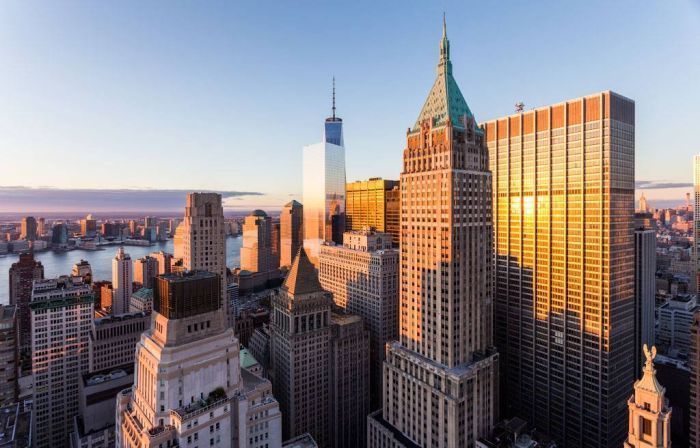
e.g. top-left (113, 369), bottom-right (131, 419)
top-left (0, 236), bottom-right (243, 305)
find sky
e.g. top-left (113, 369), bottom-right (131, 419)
top-left (1, 1), bottom-right (699, 213)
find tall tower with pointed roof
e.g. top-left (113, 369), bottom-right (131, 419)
top-left (624, 345), bottom-right (672, 448)
top-left (270, 248), bottom-right (370, 448)
top-left (368, 18), bottom-right (499, 448)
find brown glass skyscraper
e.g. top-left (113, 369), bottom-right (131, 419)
top-left (345, 178), bottom-right (400, 245)
top-left (483, 91), bottom-right (635, 447)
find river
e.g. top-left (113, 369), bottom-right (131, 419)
top-left (0, 236), bottom-right (242, 305)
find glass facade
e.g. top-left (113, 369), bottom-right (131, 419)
top-left (303, 140), bottom-right (346, 264)
top-left (485, 91), bottom-right (635, 448)
top-left (345, 178), bottom-right (400, 245)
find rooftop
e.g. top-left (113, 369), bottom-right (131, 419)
top-left (0, 401), bottom-right (31, 448)
top-left (283, 248), bottom-right (324, 295)
top-left (239, 348), bottom-right (260, 370)
top-left (93, 311), bottom-right (149, 326)
top-left (282, 433), bottom-right (319, 448)
top-left (158, 270), bottom-right (218, 283)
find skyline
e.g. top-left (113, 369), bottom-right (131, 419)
top-left (1, 1), bottom-right (699, 210)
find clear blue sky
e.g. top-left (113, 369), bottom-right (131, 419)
top-left (1, 0), bottom-right (699, 211)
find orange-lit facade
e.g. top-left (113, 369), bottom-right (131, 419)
top-left (484, 91), bottom-right (636, 447)
top-left (345, 178), bottom-right (400, 245)
top-left (368, 19), bottom-right (498, 448)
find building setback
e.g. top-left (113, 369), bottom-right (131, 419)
top-left (368, 18), bottom-right (499, 448)
top-left (484, 90), bottom-right (636, 447)
top-left (116, 270), bottom-right (283, 448)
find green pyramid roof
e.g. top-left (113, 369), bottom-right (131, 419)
top-left (413, 16), bottom-right (473, 131)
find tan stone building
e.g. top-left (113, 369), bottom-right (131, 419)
top-left (624, 345), bottom-right (672, 448)
top-left (270, 249), bottom-right (370, 448)
top-left (484, 91), bottom-right (636, 447)
top-left (178, 193), bottom-right (229, 324)
top-left (319, 230), bottom-right (398, 409)
top-left (368, 18), bottom-right (499, 448)
top-left (280, 200), bottom-right (303, 267)
top-left (345, 178), bottom-right (400, 245)
top-left (115, 270), bottom-right (283, 448)
top-left (88, 311), bottom-right (150, 372)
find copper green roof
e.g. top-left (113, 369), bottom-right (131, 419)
top-left (413, 16), bottom-right (473, 131)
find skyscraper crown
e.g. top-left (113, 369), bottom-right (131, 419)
top-left (413, 15), bottom-right (474, 131)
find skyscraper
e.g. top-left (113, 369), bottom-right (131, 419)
top-left (241, 210), bottom-right (274, 274)
top-left (484, 91), bottom-right (636, 447)
top-left (690, 311), bottom-right (700, 447)
top-left (150, 250), bottom-right (173, 275)
top-left (368, 18), bottom-right (499, 447)
top-left (280, 200), bottom-right (303, 267)
top-left (133, 255), bottom-right (159, 288)
top-left (624, 346), bottom-right (672, 448)
top-left (71, 259), bottom-right (93, 283)
top-left (8, 252), bottom-right (44, 350)
top-left (20, 216), bottom-right (37, 241)
top-left (302, 80), bottom-right (346, 264)
top-left (37, 217), bottom-right (45, 237)
top-left (179, 193), bottom-right (229, 324)
top-left (345, 178), bottom-right (400, 245)
top-left (30, 276), bottom-right (94, 448)
top-left (51, 223), bottom-right (68, 245)
top-left (0, 305), bottom-right (18, 406)
top-left (111, 247), bottom-right (133, 314)
top-left (80, 214), bottom-right (97, 237)
top-left (635, 228), bottom-right (656, 378)
top-left (695, 154), bottom-right (700, 295)
top-left (270, 249), bottom-right (370, 448)
top-left (639, 192), bottom-right (649, 212)
top-left (116, 270), bottom-right (283, 447)
top-left (319, 229), bottom-right (399, 409)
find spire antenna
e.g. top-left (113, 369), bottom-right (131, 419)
top-left (332, 76), bottom-right (336, 120)
top-left (443, 12), bottom-right (446, 37)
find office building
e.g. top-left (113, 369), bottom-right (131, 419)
top-left (150, 251), bottom-right (173, 275)
top-left (241, 210), bottom-right (275, 274)
top-left (133, 255), bottom-right (158, 289)
top-left (639, 192), bottom-right (649, 213)
top-left (80, 215), bottom-right (97, 238)
top-left (71, 259), bottom-right (92, 284)
top-left (71, 366), bottom-right (134, 448)
top-left (0, 306), bottom-right (18, 406)
top-left (271, 219), bottom-right (281, 270)
top-left (88, 312), bottom-right (150, 372)
top-left (484, 90), bottom-right (636, 447)
top-left (624, 346), bottom-right (672, 448)
top-left (329, 313), bottom-right (370, 448)
top-left (20, 217), bottom-right (37, 242)
top-left (271, 248), bottom-right (370, 448)
top-left (280, 200), bottom-right (303, 267)
top-left (319, 230), bottom-right (398, 408)
top-left (8, 252), bottom-right (44, 350)
top-left (658, 294), bottom-right (700, 356)
top-left (635, 228), bottom-right (656, 378)
top-left (345, 178), bottom-right (400, 245)
top-left (695, 154), bottom-right (700, 297)
top-left (368, 19), bottom-right (499, 448)
top-left (302, 81), bottom-right (346, 264)
top-left (116, 270), bottom-right (283, 448)
top-left (178, 192), bottom-right (229, 324)
top-left (30, 276), bottom-right (94, 448)
top-left (37, 217), bottom-right (45, 237)
top-left (129, 287), bottom-right (153, 313)
top-left (690, 311), bottom-right (700, 447)
top-left (51, 223), bottom-right (68, 245)
top-left (111, 247), bottom-right (132, 315)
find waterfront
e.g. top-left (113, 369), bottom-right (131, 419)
top-left (0, 236), bottom-right (242, 305)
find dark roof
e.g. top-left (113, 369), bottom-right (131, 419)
top-left (284, 200), bottom-right (302, 208)
top-left (251, 209), bottom-right (268, 217)
top-left (283, 248), bottom-right (323, 295)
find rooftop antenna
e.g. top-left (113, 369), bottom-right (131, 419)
top-left (332, 76), bottom-right (336, 120)
top-left (515, 102), bottom-right (525, 113)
